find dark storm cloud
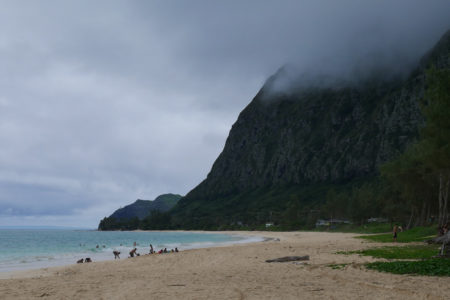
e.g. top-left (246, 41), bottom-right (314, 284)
top-left (0, 0), bottom-right (448, 227)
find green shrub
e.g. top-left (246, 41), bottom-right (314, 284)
top-left (339, 245), bottom-right (439, 259)
top-left (366, 259), bottom-right (450, 276)
top-left (357, 226), bottom-right (436, 243)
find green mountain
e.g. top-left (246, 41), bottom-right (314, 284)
top-left (167, 30), bottom-right (450, 229)
top-left (110, 194), bottom-right (182, 220)
top-left (98, 194), bottom-right (181, 230)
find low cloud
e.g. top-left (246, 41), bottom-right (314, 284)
top-left (0, 0), bottom-right (448, 227)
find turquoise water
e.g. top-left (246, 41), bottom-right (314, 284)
top-left (0, 229), bottom-right (260, 272)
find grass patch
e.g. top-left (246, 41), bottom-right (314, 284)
top-left (338, 245), bottom-right (440, 259)
top-left (366, 259), bottom-right (450, 276)
top-left (322, 223), bottom-right (392, 234)
top-left (357, 226), bottom-right (436, 243)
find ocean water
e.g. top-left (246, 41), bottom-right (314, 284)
top-left (0, 229), bottom-right (261, 272)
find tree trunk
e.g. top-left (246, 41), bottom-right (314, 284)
top-left (418, 201), bottom-right (427, 227)
top-left (426, 203), bottom-right (431, 225)
top-left (438, 173), bottom-right (444, 226)
top-left (406, 207), bottom-right (415, 230)
top-left (443, 176), bottom-right (449, 224)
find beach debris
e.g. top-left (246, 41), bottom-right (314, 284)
top-left (263, 237), bottom-right (280, 242)
top-left (84, 258), bottom-right (92, 263)
top-left (266, 255), bottom-right (309, 263)
top-left (76, 259), bottom-right (84, 264)
top-left (168, 284), bottom-right (186, 287)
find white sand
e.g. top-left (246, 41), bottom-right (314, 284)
top-left (0, 231), bottom-right (448, 299)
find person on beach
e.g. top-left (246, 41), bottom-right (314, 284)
top-left (149, 244), bottom-right (154, 254)
top-left (113, 250), bottom-right (121, 259)
top-left (393, 225), bottom-right (398, 242)
top-left (175, 247), bottom-right (179, 253)
top-left (129, 248), bottom-right (137, 257)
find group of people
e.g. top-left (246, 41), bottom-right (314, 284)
top-left (111, 243), bottom-right (180, 259)
top-left (151, 247), bottom-right (179, 254)
top-left (143, 244), bottom-right (179, 255)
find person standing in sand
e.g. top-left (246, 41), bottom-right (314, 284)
top-left (393, 225), bottom-right (398, 242)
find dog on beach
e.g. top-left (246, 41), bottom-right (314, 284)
top-left (113, 250), bottom-right (121, 259)
top-left (76, 259), bottom-right (84, 264)
top-left (84, 258), bottom-right (92, 263)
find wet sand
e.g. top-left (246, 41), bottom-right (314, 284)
top-left (0, 231), bottom-right (448, 299)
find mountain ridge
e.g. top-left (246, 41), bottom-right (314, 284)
top-left (168, 29), bottom-right (450, 229)
top-left (108, 193), bottom-right (182, 221)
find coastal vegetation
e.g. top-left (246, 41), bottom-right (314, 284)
top-left (357, 226), bottom-right (436, 243)
top-left (337, 226), bottom-right (449, 276)
top-left (338, 245), bottom-right (439, 259)
top-left (366, 259), bottom-right (450, 276)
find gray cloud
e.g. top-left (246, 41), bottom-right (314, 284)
top-left (0, 0), bottom-right (449, 227)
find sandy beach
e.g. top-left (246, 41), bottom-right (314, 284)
top-left (0, 231), bottom-right (448, 299)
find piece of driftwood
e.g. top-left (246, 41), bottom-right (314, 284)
top-left (427, 231), bottom-right (450, 245)
top-left (266, 255), bottom-right (309, 263)
top-left (427, 232), bottom-right (450, 257)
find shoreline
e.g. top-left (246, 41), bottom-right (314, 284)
top-left (1, 231), bottom-right (449, 299)
top-left (0, 231), bottom-right (265, 279)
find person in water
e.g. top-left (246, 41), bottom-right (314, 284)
top-left (149, 244), bottom-right (154, 254)
top-left (129, 248), bottom-right (137, 257)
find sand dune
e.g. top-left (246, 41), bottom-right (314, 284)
top-left (0, 231), bottom-right (448, 299)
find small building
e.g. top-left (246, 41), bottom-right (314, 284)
top-left (265, 222), bottom-right (274, 228)
top-left (367, 217), bottom-right (388, 223)
top-left (315, 219), bottom-right (351, 227)
top-left (315, 219), bottom-right (330, 227)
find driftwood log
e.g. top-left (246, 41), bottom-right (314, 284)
top-left (427, 231), bottom-right (450, 257)
top-left (427, 231), bottom-right (450, 245)
top-left (266, 255), bottom-right (309, 263)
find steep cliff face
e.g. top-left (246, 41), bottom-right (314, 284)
top-left (172, 30), bottom-right (449, 227)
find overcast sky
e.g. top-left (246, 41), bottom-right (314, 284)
top-left (0, 1), bottom-right (449, 228)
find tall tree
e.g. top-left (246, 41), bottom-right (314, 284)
top-left (419, 68), bottom-right (450, 226)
